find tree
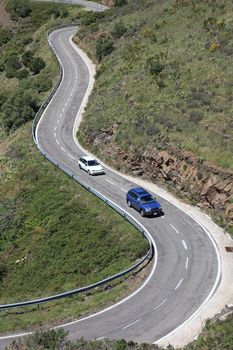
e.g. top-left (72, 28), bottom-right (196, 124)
top-left (29, 57), bottom-right (46, 74)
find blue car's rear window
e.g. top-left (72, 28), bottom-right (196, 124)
top-left (140, 195), bottom-right (154, 203)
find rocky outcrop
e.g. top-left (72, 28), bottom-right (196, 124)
top-left (83, 127), bottom-right (233, 227)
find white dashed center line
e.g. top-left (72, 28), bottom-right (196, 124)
top-left (120, 187), bottom-right (127, 193)
top-left (67, 153), bottom-right (75, 160)
top-left (122, 319), bottom-right (141, 330)
top-left (56, 139), bottom-right (60, 145)
top-left (170, 224), bottom-right (179, 234)
top-left (153, 298), bottom-right (167, 311)
top-left (182, 240), bottom-right (188, 250)
top-left (61, 146), bottom-right (66, 153)
top-left (105, 179), bottom-right (116, 186)
top-left (175, 278), bottom-right (183, 290)
top-left (185, 257), bottom-right (189, 269)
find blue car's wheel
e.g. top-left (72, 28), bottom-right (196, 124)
top-left (127, 200), bottom-right (131, 207)
top-left (140, 209), bottom-right (145, 217)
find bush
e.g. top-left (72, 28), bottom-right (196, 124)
top-left (5, 66), bottom-right (16, 78)
top-left (114, 0), bottom-right (128, 7)
top-left (29, 57), bottom-right (46, 74)
top-left (22, 50), bottom-right (34, 67)
top-left (0, 27), bottom-right (13, 46)
top-left (146, 56), bottom-right (164, 76)
top-left (5, 54), bottom-right (22, 70)
top-left (112, 20), bottom-right (127, 38)
top-left (34, 75), bottom-right (52, 93)
top-left (96, 36), bottom-right (114, 61)
top-left (15, 68), bottom-right (29, 80)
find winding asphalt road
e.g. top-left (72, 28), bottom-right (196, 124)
top-left (0, 26), bottom-right (221, 348)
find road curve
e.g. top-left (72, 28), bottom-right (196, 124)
top-left (0, 27), bottom-right (220, 348)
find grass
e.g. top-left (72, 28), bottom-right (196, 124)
top-left (0, 0), bottom-right (148, 333)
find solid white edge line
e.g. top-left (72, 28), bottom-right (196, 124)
top-left (96, 336), bottom-right (105, 340)
top-left (69, 33), bottom-right (221, 345)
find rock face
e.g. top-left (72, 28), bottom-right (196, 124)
top-left (84, 128), bottom-right (233, 227)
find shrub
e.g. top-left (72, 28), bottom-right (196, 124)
top-left (22, 50), bottom-right (34, 67)
top-left (112, 20), bottom-right (127, 38)
top-left (15, 68), bottom-right (29, 80)
top-left (0, 27), bottom-right (13, 46)
top-left (29, 57), bottom-right (46, 74)
top-left (114, 0), bottom-right (127, 7)
top-left (5, 66), bottom-right (16, 78)
top-left (5, 54), bottom-right (22, 71)
top-left (96, 36), bottom-right (114, 61)
top-left (34, 75), bottom-right (52, 93)
top-left (146, 56), bottom-right (164, 76)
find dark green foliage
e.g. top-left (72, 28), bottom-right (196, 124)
top-left (96, 36), bottom-right (114, 61)
top-left (22, 50), bottom-right (34, 67)
top-left (1, 89), bottom-right (38, 131)
top-left (146, 56), bottom-right (164, 76)
top-left (0, 27), bottom-right (13, 46)
top-left (114, 0), bottom-right (128, 7)
top-left (5, 53), bottom-right (22, 71)
top-left (112, 20), bottom-right (127, 39)
top-left (29, 57), bottom-right (46, 74)
top-left (0, 61), bottom-right (5, 71)
top-left (6, 0), bottom-right (31, 19)
top-left (5, 66), bottom-right (16, 78)
top-left (34, 74), bottom-right (52, 93)
top-left (15, 68), bottom-right (29, 80)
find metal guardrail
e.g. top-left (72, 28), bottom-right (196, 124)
top-left (0, 24), bottom-right (153, 311)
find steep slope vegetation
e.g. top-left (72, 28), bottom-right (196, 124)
top-left (77, 0), bottom-right (233, 235)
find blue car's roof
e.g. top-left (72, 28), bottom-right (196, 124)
top-left (130, 187), bottom-right (149, 196)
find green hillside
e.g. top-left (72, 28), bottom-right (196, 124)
top-left (79, 0), bottom-right (233, 169)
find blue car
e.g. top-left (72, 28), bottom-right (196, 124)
top-left (126, 187), bottom-right (162, 217)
